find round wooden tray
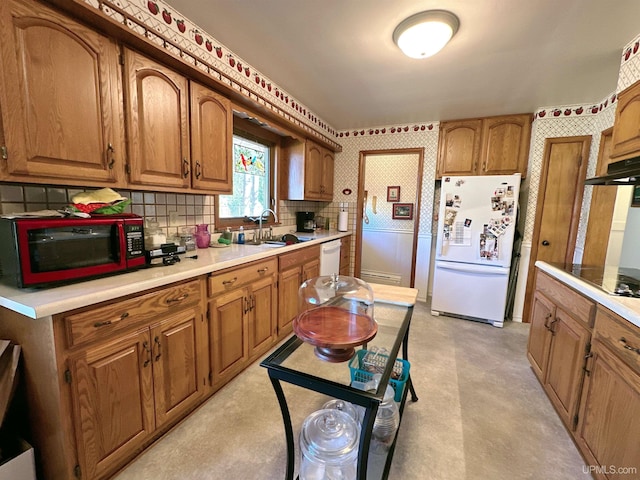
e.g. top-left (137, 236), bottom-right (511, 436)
top-left (293, 306), bottom-right (378, 362)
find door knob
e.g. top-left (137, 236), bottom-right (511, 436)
top-left (542, 240), bottom-right (550, 246)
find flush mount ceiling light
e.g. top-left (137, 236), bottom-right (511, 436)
top-left (393, 10), bottom-right (459, 59)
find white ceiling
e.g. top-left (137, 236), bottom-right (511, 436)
top-left (166, 0), bottom-right (640, 131)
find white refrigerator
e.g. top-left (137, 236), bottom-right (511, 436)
top-left (431, 174), bottom-right (521, 327)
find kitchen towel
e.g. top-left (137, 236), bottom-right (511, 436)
top-left (338, 211), bottom-right (348, 231)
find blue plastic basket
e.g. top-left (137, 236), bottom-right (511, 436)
top-left (349, 349), bottom-right (410, 402)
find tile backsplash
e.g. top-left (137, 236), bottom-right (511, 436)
top-left (0, 182), bottom-right (356, 242)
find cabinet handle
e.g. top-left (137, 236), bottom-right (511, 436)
top-left (183, 158), bottom-right (190, 178)
top-left (257, 267), bottom-right (269, 273)
top-left (166, 293), bottom-right (188, 304)
top-left (619, 337), bottom-right (640, 354)
top-left (93, 311), bottom-right (129, 328)
top-left (244, 296), bottom-right (250, 314)
top-left (195, 160), bottom-right (202, 179)
top-left (548, 318), bottom-right (559, 336)
top-left (143, 341), bottom-right (152, 367)
top-left (222, 277), bottom-right (237, 286)
top-left (154, 336), bottom-right (162, 361)
top-left (251, 294), bottom-right (256, 311)
top-left (107, 143), bottom-right (115, 169)
top-left (543, 313), bottom-right (553, 331)
top-left (583, 352), bottom-right (593, 376)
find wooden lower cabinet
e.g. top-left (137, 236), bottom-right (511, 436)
top-left (576, 308), bottom-right (640, 480)
top-left (340, 234), bottom-right (351, 276)
top-left (64, 280), bottom-right (208, 479)
top-left (528, 270), bottom-right (640, 479)
top-left (208, 258), bottom-right (277, 388)
top-left (278, 245), bottom-right (320, 336)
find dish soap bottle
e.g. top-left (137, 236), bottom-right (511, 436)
top-left (237, 226), bottom-right (245, 244)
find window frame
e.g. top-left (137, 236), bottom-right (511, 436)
top-left (215, 118), bottom-right (279, 231)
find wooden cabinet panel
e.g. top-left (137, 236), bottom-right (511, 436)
top-left (302, 258), bottom-right (320, 282)
top-left (151, 307), bottom-right (206, 429)
top-left (577, 340), bottom-right (640, 479)
top-left (279, 245), bottom-right (321, 271)
top-left (209, 289), bottom-right (248, 387)
top-left (437, 114), bottom-right (531, 178)
top-left (437, 119), bottom-right (482, 177)
top-left (610, 80), bottom-right (640, 160)
top-left (340, 235), bottom-right (351, 276)
top-left (278, 266), bottom-right (301, 335)
top-left (535, 270), bottom-right (595, 328)
top-left (248, 275), bottom-right (277, 358)
top-left (69, 329), bottom-right (154, 480)
top-left (526, 291), bottom-right (555, 381)
top-left (208, 258), bottom-right (277, 296)
top-left (190, 81), bottom-right (233, 193)
top-left (545, 307), bottom-right (591, 429)
top-left (281, 139), bottom-right (334, 201)
top-left (0, 0), bottom-right (124, 185)
top-left (124, 48), bottom-right (190, 189)
top-left (480, 114), bottom-right (531, 176)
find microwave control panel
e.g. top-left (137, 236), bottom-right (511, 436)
top-left (125, 223), bottom-right (144, 259)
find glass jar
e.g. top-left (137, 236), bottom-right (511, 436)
top-left (144, 218), bottom-right (166, 250)
top-left (180, 226), bottom-right (196, 251)
top-left (370, 385), bottom-right (400, 454)
top-left (321, 399), bottom-right (361, 424)
top-left (299, 409), bottom-right (359, 480)
top-left (195, 224), bottom-right (211, 248)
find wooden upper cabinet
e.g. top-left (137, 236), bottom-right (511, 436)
top-left (610, 80), bottom-right (640, 160)
top-left (0, 0), bottom-right (125, 185)
top-left (437, 119), bottom-right (482, 177)
top-left (124, 48), bottom-right (190, 189)
top-left (480, 114), bottom-right (532, 176)
top-left (437, 114), bottom-right (531, 178)
top-left (189, 81), bottom-right (233, 193)
top-left (282, 139), bottom-right (335, 201)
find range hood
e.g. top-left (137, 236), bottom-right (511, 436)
top-left (585, 157), bottom-right (640, 185)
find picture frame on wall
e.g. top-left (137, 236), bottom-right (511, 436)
top-left (392, 203), bottom-right (413, 220)
top-left (387, 186), bottom-right (400, 202)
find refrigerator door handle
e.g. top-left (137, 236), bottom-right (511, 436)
top-left (436, 261), bottom-right (510, 276)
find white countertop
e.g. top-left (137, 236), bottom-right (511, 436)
top-left (0, 231), bottom-right (351, 319)
top-left (536, 261), bottom-right (640, 328)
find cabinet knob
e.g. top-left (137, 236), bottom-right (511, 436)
top-left (542, 240), bottom-right (550, 246)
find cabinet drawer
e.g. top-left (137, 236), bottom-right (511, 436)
top-left (208, 258), bottom-right (277, 297)
top-left (594, 307), bottom-right (640, 375)
top-left (536, 271), bottom-right (595, 327)
top-left (63, 279), bottom-right (202, 348)
top-left (279, 245), bottom-right (321, 270)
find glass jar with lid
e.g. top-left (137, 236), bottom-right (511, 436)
top-left (294, 275), bottom-right (376, 362)
top-left (299, 408), bottom-right (359, 480)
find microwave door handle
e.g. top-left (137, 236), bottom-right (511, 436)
top-left (117, 222), bottom-right (127, 268)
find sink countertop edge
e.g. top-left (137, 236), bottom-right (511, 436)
top-left (0, 231), bottom-right (352, 319)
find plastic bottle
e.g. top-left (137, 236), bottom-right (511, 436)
top-left (237, 226), bottom-right (245, 244)
top-left (223, 227), bottom-right (232, 241)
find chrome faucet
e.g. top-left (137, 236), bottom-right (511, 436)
top-left (250, 208), bottom-right (278, 243)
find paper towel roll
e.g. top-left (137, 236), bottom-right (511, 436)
top-left (338, 211), bottom-right (348, 231)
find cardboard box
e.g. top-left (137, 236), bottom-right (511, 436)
top-left (0, 438), bottom-right (36, 480)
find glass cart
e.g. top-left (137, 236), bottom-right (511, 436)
top-left (261, 300), bottom-right (419, 480)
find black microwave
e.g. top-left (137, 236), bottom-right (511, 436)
top-left (0, 214), bottom-right (145, 288)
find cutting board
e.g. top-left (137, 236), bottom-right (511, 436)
top-left (368, 283), bottom-right (418, 306)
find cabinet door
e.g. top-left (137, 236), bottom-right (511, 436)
top-left (527, 291), bottom-right (555, 381)
top-left (545, 308), bottom-right (591, 429)
top-left (248, 275), bottom-right (277, 358)
top-left (69, 329), bottom-right (154, 480)
top-left (209, 288), bottom-right (248, 387)
top-left (480, 114), bottom-right (531, 176)
top-left (278, 267), bottom-right (302, 335)
top-left (303, 259), bottom-right (320, 282)
top-left (321, 148), bottom-right (335, 199)
top-left (437, 120), bottom-right (482, 177)
top-left (0, 0), bottom-right (124, 184)
top-left (190, 81), bottom-right (232, 193)
top-left (150, 307), bottom-right (207, 429)
top-left (340, 235), bottom-right (351, 276)
top-left (304, 141), bottom-right (324, 199)
top-left (124, 48), bottom-right (190, 188)
top-left (577, 341), bottom-right (640, 478)
top-left (610, 81), bottom-right (640, 159)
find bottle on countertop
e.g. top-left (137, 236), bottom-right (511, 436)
top-left (237, 226), bottom-right (245, 244)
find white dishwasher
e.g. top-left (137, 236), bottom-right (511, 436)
top-left (319, 239), bottom-right (342, 276)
